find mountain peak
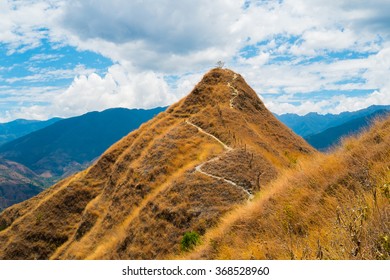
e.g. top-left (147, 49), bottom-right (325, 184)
top-left (0, 68), bottom-right (313, 260)
top-left (168, 68), bottom-right (266, 118)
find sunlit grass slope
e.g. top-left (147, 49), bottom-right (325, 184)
top-left (185, 115), bottom-right (390, 260)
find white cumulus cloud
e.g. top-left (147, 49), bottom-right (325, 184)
top-left (5, 64), bottom-right (193, 120)
top-left (1, 0), bottom-right (390, 120)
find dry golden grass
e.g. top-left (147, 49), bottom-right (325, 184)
top-left (184, 116), bottom-right (390, 260)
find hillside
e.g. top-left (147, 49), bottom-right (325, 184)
top-left (0, 118), bottom-right (61, 147)
top-left (276, 105), bottom-right (390, 137)
top-left (0, 158), bottom-right (44, 211)
top-left (305, 109), bottom-right (390, 151)
top-left (184, 116), bottom-right (390, 260)
top-left (0, 107), bottom-right (166, 184)
top-left (0, 68), bottom-right (313, 259)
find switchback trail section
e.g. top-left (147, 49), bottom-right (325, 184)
top-left (185, 120), bottom-right (253, 199)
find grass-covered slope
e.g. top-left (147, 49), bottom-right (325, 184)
top-left (185, 116), bottom-right (390, 260)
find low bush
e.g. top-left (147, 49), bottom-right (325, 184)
top-left (180, 231), bottom-right (200, 252)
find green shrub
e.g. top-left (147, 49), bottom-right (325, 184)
top-left (180, 231), bottom-right (200, 252)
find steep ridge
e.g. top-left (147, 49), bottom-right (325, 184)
top-left (184, 115), bottom-right (390, 260)
top-left (0, 68), bottom-right (313, 259)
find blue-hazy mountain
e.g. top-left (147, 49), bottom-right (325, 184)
top-left (304, 109), bottom-right (390, 151)
top-left (0, 107), bottom-right (166, 183)
top-left (0, 107), bottom-right (166, 210)
top-left (275, 105), bottom-right (390, 137)
top-left (0, 118), bottom-right (61, 146)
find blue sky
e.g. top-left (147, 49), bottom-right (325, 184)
top-left (1, 0), bottom-right (390, 121)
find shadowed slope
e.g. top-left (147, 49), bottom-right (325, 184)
top-left (0, 158), bottom-right (44, 211)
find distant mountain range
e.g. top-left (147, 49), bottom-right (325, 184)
top-left (0, 107), bottom-right (167, 181)
top-left (304, 109), bottom-right (390, 151)
top-left (276, 105), bottom-right (390, 137)
top-left (0, 118), bottom-right (61, 146)
top-left (0, 107), bottom-right (166, 210)
top-left (276, 105), bottom-right (390, 151)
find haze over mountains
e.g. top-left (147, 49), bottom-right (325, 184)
top-left (304, 109), bottom-right (390, 151)
top-left (276, 105), bottom-right (390, 137)
top-left (0, 107), bottom-right (165, 211)
top-left (0, 107), bottom-right (166, 180)
top-left (276, 105), bottom-right (390, 151)
top-left (0, 118), bottom-right (61, 147)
